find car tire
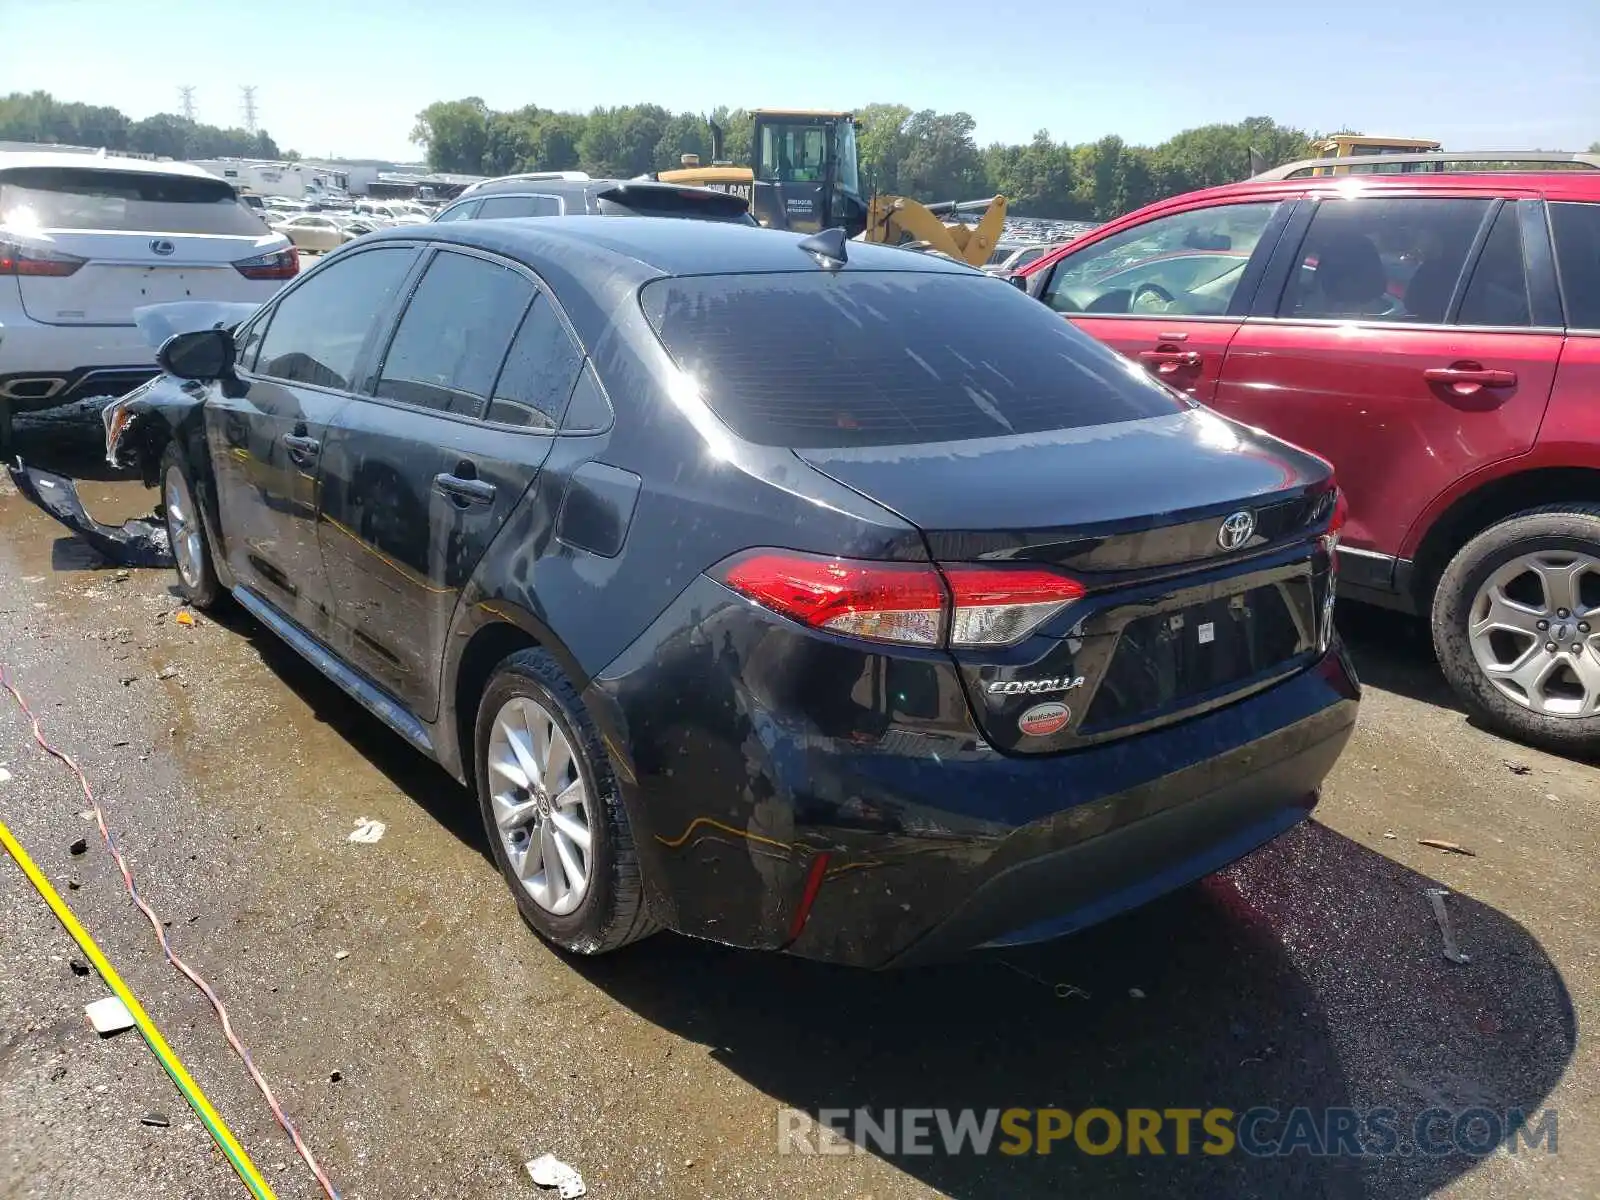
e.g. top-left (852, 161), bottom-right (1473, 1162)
top-left (1432, 503), bottom-right (1600, 754)
top-left (159, 442), bottom-right (224, 611)
top-left (473, 648), bottom-right (659, 954)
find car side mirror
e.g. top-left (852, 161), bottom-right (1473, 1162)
top-left (157, 328), bottom-right (235, 381)
top-left (1006, 272), bottom-right (1027, 291)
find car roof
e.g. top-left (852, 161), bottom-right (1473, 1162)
top-left (0, 150), bottom-right (225, 181)
top-left (358, 216), bottom-right (981, 284)
top-left (453, 177), bottom-right (597, 201)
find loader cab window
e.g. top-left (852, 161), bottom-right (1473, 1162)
top-left (758, 123), bottom-right (829, 184)
top-left (834, 121), bottom-right (860, 195)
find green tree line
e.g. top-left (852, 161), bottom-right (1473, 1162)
top-left (1, 91), bottom-right (283, 162)
top-left (413, 98), bottom-right (1325, 220)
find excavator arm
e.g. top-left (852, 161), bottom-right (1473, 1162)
top-left (861, 194), bottom-right (1009, 267)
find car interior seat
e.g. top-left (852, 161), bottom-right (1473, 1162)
top-left (1294, 230), bottom-right (1390, 317)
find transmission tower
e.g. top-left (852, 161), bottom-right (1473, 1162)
top-left (178, 86), bottom-right (196, 123)
top-left (241, 86), bottom-right (259, 135)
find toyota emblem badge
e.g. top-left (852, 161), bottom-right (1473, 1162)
top-left (1217, 510), bottom-right (1256, 551)
top-left (150, 239), bottom-right (176, 256)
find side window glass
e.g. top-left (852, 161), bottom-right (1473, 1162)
top-left (477, 195), bottom-right (563, 219)
top-left (1042, 202), bottom-right (1279, 317)
top-left (1457, 206), bottom-right (1531, 327)
top-left (1279, 197), bottom-right (1490, 323)
top-left (560, 363), bottom-right (613, 435)
top-left (235, 312), bottom-right (269, 371)
top-left (1550, 202), bottom-right (1600, 329)
top-left (486, 293), bottom-right (584, 429)
top-left (375, 251), bottom-right (534, 417)
top-left (433, 200), bottom-right (481, 222)
top-left (256, 247), bottom-right (415, 390)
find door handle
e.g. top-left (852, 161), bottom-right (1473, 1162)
top-left (282, 433), bottom-right (320, 458)
top-left (1137, 349), bottom-right (1202, 375)
top-left (1424, 366), bottom-right (1517, 389)
top-left (433, 472), bottom-right (496, 506)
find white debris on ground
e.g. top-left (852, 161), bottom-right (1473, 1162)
top-left (83, 995), bottom-right (135, 1036)
top-left (526, 1154), bottom-right (586, 1198)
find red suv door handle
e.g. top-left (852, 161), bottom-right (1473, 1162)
top-left (1137, 349), bottom-right (1202, 375)
top-left (1424, 365), bottom-right (1518, 390)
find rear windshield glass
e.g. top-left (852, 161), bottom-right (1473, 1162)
top-left (0, 167), bottom-right (262, 235)
top-left (597, 187), bottom-right (755, 225)
top-left (640, 270), bottom-right (1183, 447)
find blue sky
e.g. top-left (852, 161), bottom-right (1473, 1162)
top-left (9, 0), bottom-right (1598, 161)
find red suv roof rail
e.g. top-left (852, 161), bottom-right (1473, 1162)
top-left (1252, 150), bottom-right (1600, 181)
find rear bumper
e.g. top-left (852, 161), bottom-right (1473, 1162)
top-left (795, 653), bottom-right (1357, 969)
top-left (882, 701), bottom-right (1346, 966)
top-left (0, 316), bottom-right (158, 411)
top-left (588, 580), bottom-right (1360, 969)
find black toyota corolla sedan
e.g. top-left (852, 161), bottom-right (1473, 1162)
top-left (102, 217), bottom-right (1359, 968)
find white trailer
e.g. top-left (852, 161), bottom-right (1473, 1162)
top-left (189, 158), bottom-right (349, 200)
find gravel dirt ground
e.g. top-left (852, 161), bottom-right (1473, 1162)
top-left (1, 405), bottom-right (1596, 1199)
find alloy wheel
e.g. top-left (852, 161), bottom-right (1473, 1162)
top-left (1467, 550), bottom-right (1600, 718)
top-left (486, 695), bottom-right (594, 916)
top-left (164, 466), bottom-right (204, 590)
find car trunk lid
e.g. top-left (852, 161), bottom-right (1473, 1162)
top-left (15, 230), bottom-right (280, 326)
top-left (794, 408), bottom-right (1331, 573)
top-left (794, 409), bottom-right (1339, 753)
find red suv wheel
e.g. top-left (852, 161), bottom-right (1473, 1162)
top-left (1432, 504), bottom-right (1600, 753)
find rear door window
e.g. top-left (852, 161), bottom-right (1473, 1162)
top-left (476, 195), bottom-right (563, 219)
top-left (433, 199), bottom-right (481, 222)
top-left (641, 270), bottom-right (1184, 448)
top-left (0, 166), bottom-right (263, 235)
top-left (374, 250), bottom-right (534, 416)
top-left (1456, 205), bottom-right (1531, 327)
top-left (485, 294), bottom-right (584, 429)
top-left (1278, 197), bottom-right (1492, 323)
top-left (1550, 201), bottom-right (1600, 329)
top-left (255, 246), bottom-right (417, 390)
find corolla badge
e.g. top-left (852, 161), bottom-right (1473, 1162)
top-left (1217, 510), bottom-right (1256, 551)
top-left (987, 675), bottom-right (1085, 696)
top-left (149, 239), bottom-right (176, 256)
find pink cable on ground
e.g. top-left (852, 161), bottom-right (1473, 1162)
top-left (0, 662), bottom-right (341, 1200)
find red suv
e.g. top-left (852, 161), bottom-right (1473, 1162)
top-left (1016, 172), bottom-right (1600, 754)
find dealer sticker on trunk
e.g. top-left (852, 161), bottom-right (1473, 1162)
top-left (1018, 702), bottom-right (1071, 738)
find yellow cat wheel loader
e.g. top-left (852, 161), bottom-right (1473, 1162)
top-left (649, 109), bottom-right (1007, 267)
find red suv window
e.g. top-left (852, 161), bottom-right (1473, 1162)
top-left (1550, 201), bottom-right (1600, 328)
top-left (1278, 197), bottom-right (1490, 324)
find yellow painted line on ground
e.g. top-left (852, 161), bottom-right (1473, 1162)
top-left (0, 817), bottom-right (277, 1200)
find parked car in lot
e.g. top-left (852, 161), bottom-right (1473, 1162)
top-left (336, 218), bottom-right (382, 243)
top-left (1015, 172), bottom-right (1600, 753)
top-left (431, 173), bottom-right (757, 224)
top-left (268, 213), bottom-right (346, 253)
top-left (353, 200), bottom-right (429, 226)
top-left (980, 240), bottom-right (1054, 276)
top-left (0, 151), bottom-right (296, 434)
top-left (102, 219), bottom-right (1356, 967)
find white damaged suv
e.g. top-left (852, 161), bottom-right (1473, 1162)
top-left (0, 151), bottom-right (295, 436)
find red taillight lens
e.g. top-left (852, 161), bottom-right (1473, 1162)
top-left (0, 238), bottom-right (86, 277)
top-left (942, 565), bottom-right (1087, 647)
top-left (720, 552), bottom-right (946, 646)
top-left (716, 551), bottom-right (1085, 648)
top-left (233, 247), bottom-right (299, 280)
